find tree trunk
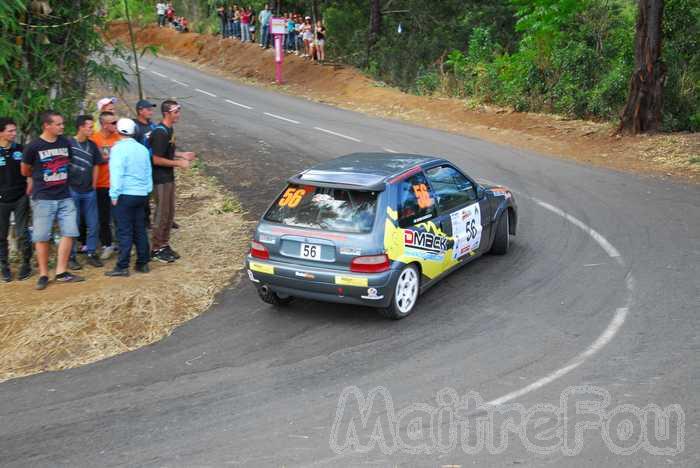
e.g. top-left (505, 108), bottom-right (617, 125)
top-left (618, 0), bottom-right (666, 134)
top-left (366, 0), bottom-right (382, 67)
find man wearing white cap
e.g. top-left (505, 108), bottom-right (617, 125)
top-left (93, 97), bottom-right (117, 131)
top-left (105, 118), bottom-right (152, 277)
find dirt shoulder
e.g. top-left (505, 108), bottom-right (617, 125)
top-left (0, 94), bottom-right (249, 382)
top-left (106, 22), bottom-right (699, 183)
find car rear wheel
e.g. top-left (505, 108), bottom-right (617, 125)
top-left (257, 285), bottom-right (294, 306)
top-left (489, 212), bottom-right (510, 255)
top-left (380, 264), bottom-right (420, 320)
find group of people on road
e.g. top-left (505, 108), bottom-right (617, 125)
top-left (218, 4), bottom-right (327, 62)
top-left (0, 97), bottom-right (195, 290)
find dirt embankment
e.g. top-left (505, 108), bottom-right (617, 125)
top-left (106, 22), bottom-right (699, 182)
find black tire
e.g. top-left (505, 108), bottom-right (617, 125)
top-left (257, 285), bottom-right (294, 306)
top-left (379, 264), bottom-right (420, 320)
top-left (489, 212), bottom-right (510, 255)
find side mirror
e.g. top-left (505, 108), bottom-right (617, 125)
top-left (476, 184), bottom-right (485, 200)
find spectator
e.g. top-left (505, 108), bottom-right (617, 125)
top-left (315, 20), bottom-right (326, 62)
top-left (249, 5), bottom-right (257, 43)
top-left (259, 4), bottom-right (272, 49)
top-left (132, 99), bottom-right (157, 229)
top-left (301, 16), bottom-right (314, 58)
top-left (21, 110), bottom-right (84, 290)
top-left (231, 6), bottom-right (242, 40)
top-left (286, 13), bottom-right (297, 53)
top-left (0, 117), bottom-right (32, 282)
top-left (217, 3), bottom-right (229, 38)
top-left (90, 112), bottom-right (122, 260)
top-left (150, 100), bottom-right (195, 263)
top-left (67, 115), bottom-right (104, 270)
top-left (105, 119), bottom-right (152, 277)
top-left (180, 16), bottom-right (189, 32)
top-left (93, 96), bottom-right (116, 131)
top-left (240, 7), bottom-right (252, 42)
top-left (295, 15), bottom-right (304, 54)
top-left (166, 2), bottom-right (175, 25)
top-left (156, 1), bottom-right (167, 27)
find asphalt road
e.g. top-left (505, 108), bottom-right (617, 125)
top-left (1, 53), bottom-right (698, 467)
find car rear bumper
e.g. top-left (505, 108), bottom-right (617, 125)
top-left (246, 256), bottom-right (397, 308)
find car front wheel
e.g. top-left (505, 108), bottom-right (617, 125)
top-left (380, 264), bottom-right (420, 320)
top-left (489, 211), bottom-right (510, 255)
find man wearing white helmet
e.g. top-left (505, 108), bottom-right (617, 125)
top-left (104, 118), bottom-right (152, 277)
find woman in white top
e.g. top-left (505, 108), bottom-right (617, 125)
top-left (301, 16), bottom-right (314, 58)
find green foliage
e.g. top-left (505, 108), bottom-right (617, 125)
top-left (19, 0), bottom-right (693, 131)
top-left (0, 1), bottom-right (128, 141)
top-left (414, 69), bottom-right (440, 96)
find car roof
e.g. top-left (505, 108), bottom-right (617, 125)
top-left (289, 153), bottom-right (443, 190)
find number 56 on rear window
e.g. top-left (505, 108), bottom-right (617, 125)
top-left (278, 187), bottom-right (307, 208)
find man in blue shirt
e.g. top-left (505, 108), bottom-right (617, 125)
top-left (259, 4), bottom-right (272, 49)
top-left (105, 118), bottom-right (153, 277)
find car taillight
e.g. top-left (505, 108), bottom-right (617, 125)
top-left (350, 254), bottom-right (390, 273)
top-left (250, 240), bottom-right (269, 260)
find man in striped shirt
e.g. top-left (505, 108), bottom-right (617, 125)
top-left (68, 115), bottom-right (104, 269)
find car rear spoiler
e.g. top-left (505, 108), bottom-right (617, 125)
top-left (287, 174), bottom-right (386, 192)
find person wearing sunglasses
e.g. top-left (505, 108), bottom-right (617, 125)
top-left (90, 112), bottom-right (122, 260)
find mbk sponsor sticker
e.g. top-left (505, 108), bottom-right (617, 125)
top-left (404, 229), bottom-right (448, 253)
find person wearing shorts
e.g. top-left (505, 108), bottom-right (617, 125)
top-left (21, 110), bottom-right (85, 289)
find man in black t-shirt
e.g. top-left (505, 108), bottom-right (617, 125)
top-left (133, 99), bottom-right (157, 147)
top-left (21, 110), bottom-right (85, 290)
top-left (149, 100), bottom-right (195, 263)
top-left (0, 117), bottom-right (32, 281)
top-left (68, 115), bottom-right (104, 269)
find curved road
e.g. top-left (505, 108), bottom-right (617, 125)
top-left (1, 55), bottom-right (698, 467)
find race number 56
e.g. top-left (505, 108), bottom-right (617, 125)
top-left (412, 184), bottom-right (433, 209)
top-left (278, 187), bottom-right (307, 208)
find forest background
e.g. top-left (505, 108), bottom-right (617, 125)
top-left (1, 0), bottom-right (698, 138)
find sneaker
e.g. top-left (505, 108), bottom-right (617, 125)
top-left (55, 272), bottom-right (85, 283)
top-left (68, 257), bottom-right (83, 270)
top-left (135, 263), bottom-right (150, 273)
top-left (86, 253), bottom-right (104, 268)
top-left (36, 275), bottom-right (49, 290)
top-left (100, 245), bottom-right (116, 260)
top-left (164, 245), bottom-right (180, 259)
top-left (151, 248), bottom-right (176, 263)
top-left (1, 264), bottom-right (11, 282)
top-left (18, 263), bottom-right (32, 281)
top-left (104, 267), bottom-right (129, 277)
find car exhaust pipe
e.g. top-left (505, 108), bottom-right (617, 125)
top-left (260, 285), bottom-right (270, 295)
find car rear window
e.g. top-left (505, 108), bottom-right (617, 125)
top-left (264, 184), bottom-right (379, 233)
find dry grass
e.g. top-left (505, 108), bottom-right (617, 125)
top-left (0, 167), bottom-right (251, 382)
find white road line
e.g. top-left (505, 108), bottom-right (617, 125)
top-left (225, 99), bottom-right (253, 110)
top-left (139, 66), bottom-right (148, 71)
top-left (481, 199), bottom-right (634, 408)
top-left (485, 307), bottom-right (629, 407)
top-left (533, 198), bottom-right (622, 262)
top-left (314, 127), bottom-right (361, 143)
top-left (150, 70), bottom-right (167, 78)
top-left (171, 79), bottom-right (189, 87)
top-left (383, 148), bottom-right (399, 153)
top-left (195, 88), bottom-right (217, 97)
top-left (264, 112), bottom-right (300, 124)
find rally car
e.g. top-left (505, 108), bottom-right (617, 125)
top-left (246, 153), bottom-right (517, 319)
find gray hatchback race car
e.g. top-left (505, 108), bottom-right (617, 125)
top-left (246, 153), bottom-right (517, 319)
